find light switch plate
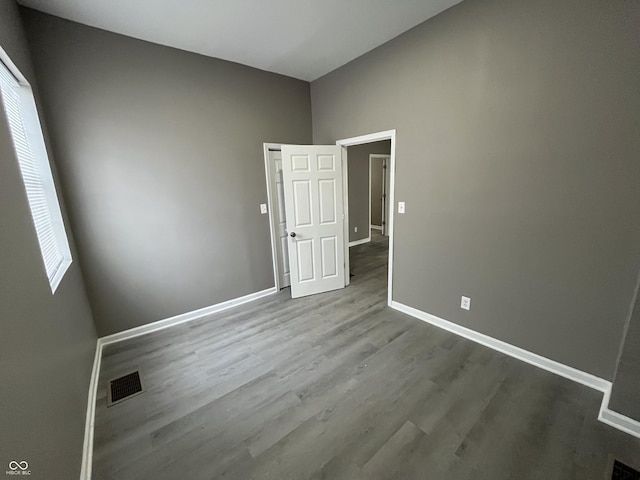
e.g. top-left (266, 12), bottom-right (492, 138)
top-left (260, 203), bottom-right (268, 214)
top-left (398, 201), bottom-right (405, 214)
top-left (461, 296), bottom-right (471, 310)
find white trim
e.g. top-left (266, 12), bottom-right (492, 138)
top-left (390, 301), bottom-right (610, 392)
top-left (369, 153), bottom-right (389, 236)
top-left (80, 286), bottom-right (279, 478)
top-left (341, 146), bottom-right (350, 286)
top-left (337, 130), bottom-right (396, 147)
top-left (50, 258), bottom-right (73, 293)
top-left (387, 133), bottom-right (396, 307)
top-left (368, 156), bottom-right (372, 237)
top-left (336, 129), bottom-right (640, 441)
top-left (100, 287), bottom-right (277, 346)
top-left (389, 300), bottom-right (640, 440)
top-left (80, 340), bottom-right (102, 480)
top-left (263, 143), bottom-right (282, 291)
top-left (0, 48), bottom-right (26, 84)
top-left (1, 47), bottom-right (73, 294)
top-left (349, 237), bottom-right (371, 247)
top-left (265, 143), bottom-right (349, 290)
top-left (266, 134), bottom-right (396, 294)
top-left (337, 130), bottom-right (396, 306)
top-left (598, 389), bottom-right (640, 439)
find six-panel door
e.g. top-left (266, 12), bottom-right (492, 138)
top-left (281, 145), bottom-right (345, 298)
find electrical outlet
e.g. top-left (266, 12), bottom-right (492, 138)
top-left (354, 226), bottom-right (358, 233)
top-left (461, 296), bottom-right (471, 311)
top-left (398, 201), bottom-right (405, 214)
top-left (260, 203), bottom-right (267, 214)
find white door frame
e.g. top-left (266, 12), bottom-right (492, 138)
top-left (263, 142), bottom-right (284, 291)
top-left (264, 130), bottom-right (396, 304)
top-left (264, 142), bottom-right (351, 291)
top-left (337, 130), bottom-right (396, 306)
top-left (369, 154), bottom-right (389, 232)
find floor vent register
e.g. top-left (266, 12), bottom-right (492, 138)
top-left (612, 460), bottom-right (640, 480)
top-left (107, 370), bottom-right (144, 407)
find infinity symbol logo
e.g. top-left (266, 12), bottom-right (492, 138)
top-left (8, 461), bottom-right (28, 471)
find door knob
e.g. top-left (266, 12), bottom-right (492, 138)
top-left (289, 232), bottom-right (296, 238)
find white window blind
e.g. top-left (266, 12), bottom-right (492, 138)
top-left (0, 58), bottom-right (71, 292)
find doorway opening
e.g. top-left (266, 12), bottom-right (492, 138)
top-left (263, 130), bottom-right (396, 305)
top-left (370, 154), bottom-right (391, 237)
top-left (344, 144), bottom-right (390, 286)
top-left (338, 131), bottom-right (395, 306)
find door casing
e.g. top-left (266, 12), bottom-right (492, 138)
top-left (369, 153), bottom-right (390, 235)
top-left (264, 148), bottom-right (291, 289)
top-left (263, 129), bottom-right (396, 305)
top-left (263, 143), bottom-right (286, 291)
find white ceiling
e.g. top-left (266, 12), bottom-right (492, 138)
top-left (17, 0), bottom-right (462, 81)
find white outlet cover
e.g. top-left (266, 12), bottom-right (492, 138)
top-left (461, 296), bottom-right (471, 310)
top-left (260, 203), bottom-right (268, 214)
top-left (355, 226), bottom-right (358, 232)
top-left (398, 201), bottom-right (405, 214)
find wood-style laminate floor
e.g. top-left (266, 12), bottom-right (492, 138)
top-left (93, 232), bottom-right (640, 479)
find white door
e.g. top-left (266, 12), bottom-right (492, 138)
top-left (268, 151), bottom-right (291, 287)
top-left (281, 145), bottom-right (346, 298)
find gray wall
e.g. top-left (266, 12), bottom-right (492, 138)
top-left (0, 2), bottom-right (97, 479)
top-left (609, 273), bottom-right (640, 421)
top-left (311, 0), bottom-right (640, 380)
top-left (347, 141), bottom-right (391, 242)
top-left (22, 10), bottom-right (312, 336)
top-left (370, 156), bottom-right (384, 227)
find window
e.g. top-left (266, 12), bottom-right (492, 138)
top-left (0, 54), bottom-right (72, 293)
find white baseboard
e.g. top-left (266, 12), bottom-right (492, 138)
top-left (100, 287), bottom-right (277, 346)
top-left (390, 301), bottom-right (610, 392)
top-left (80, 286), bottom-right (278, 479)
top-left (598, 389), bottom-right (640, 439)
top-left (79, 290), bottom-right (640, 478)
top-left (370, 225), bottom-right (382, 231)
top-left (389, 300), bottom-right (640, 440)
top-left (348, 237), bottom-right (371, 248)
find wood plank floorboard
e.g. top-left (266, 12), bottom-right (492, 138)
top-left (92, 232), bottom-right (640, 479)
